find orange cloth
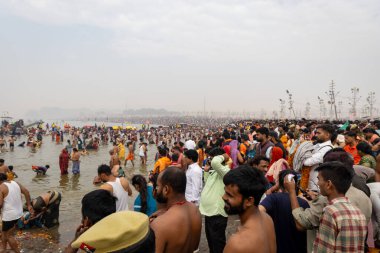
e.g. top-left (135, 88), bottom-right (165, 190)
top-left (280, 135), bottom-right (288, 149)
top-left (300, 166), bottom-right (312, 191)
top-left (344, 144), bottom-right (361, 165)
top-left (239, 142), bottom-right (248, 156)
top-left (125, 152), bottom-right (134, 161)
top-left (153, 157), bottom-right (171, 174)
top-left (197, 148), bottom-right (205, 167)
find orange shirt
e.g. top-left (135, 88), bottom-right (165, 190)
top-left (343, 144), bottom-right (361, 165)
top-left (153, 157), bottom-right (171, 174)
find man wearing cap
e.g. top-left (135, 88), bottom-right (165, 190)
top-left (151, 166), bottom-right (202, 253)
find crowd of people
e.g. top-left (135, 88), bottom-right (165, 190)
top-left (0, 118), bottom-right (380, 252)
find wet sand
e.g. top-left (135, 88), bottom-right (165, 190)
top-left (0, 134), bottom-right (239, 252)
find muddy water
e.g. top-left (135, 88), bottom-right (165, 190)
top-left (0, 133), bottom-right (158, 252)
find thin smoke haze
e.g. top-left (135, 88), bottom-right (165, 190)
top-left (0, 0), bottom-right (379, 119)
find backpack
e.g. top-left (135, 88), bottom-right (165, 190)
top-left (246, 143), bottom-right (257, 160)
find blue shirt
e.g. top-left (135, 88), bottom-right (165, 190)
top-left (260, 192), bottom-right (309, 253)
top-left (134, 185), bottom-right (157, 216)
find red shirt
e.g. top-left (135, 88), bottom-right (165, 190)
top-left (343, 144), bottom-right (361, 165)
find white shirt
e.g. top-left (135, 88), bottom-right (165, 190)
top-left (303, 140), bottom-right (333, 167)
top-left (184, 140), bottom-right (196, 150)
top-left (2, 181), bottom-right (23, 221)
top-left (106, 178), bottom-right (129, 211)
top-left (185, 163), bottom-right (203, 205)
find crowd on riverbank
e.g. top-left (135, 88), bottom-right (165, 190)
top-left (0, 118), bottom-right (380, 252)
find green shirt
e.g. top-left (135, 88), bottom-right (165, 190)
top-left (199, 155), bottom-right (230, 217)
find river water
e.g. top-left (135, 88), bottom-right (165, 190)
top-left (0, 130), bottom-right (158, 252)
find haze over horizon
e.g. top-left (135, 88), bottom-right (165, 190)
top-left (1, 0), bottom-right (379, 119)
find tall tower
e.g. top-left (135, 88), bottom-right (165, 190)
top-left (318, 96), bottom-right (327, 119)
top-left (286, 90), bottom-right (296, 119)
top-left (349, 87), bottom-right (360, 119)
top-left (304, 102), bottom-right (311, 119)
top-left (325, 80), bottom-right (338, 120)
top-left (279, 99), bottom-right (286, 120)
top-left (367, 92), bottom-right (376, 119)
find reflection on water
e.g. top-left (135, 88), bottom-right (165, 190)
top-left (0, 133), bottom-right (157, 250)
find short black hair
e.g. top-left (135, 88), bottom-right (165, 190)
top-left (0, 159), bottom-right (4, 163)
top-left (184, 149), bottom-right (198, 163)
top-left (356, 142), bottom-right (373, 156)
top-left (316, 161), bottom-right (353, 194)
top-left (222, 131), bottom-right (231, 140)
top-left (344, 131), bottom-right (357, 138)
top-left (223, 165), bottom-right (267, 206)
top-left (251, 155), bottom-right (270, 166)
top-left (98, 164), bottom-right (112, 176)
top-left (81, 189), bottom-right (117, 224)
top-left (316, 124), bottom-right (335, 136)
top-left (323, 148), bottom-right (354, 170)
top-left (160, 166), bottom-right (186, 194)
top-left (171, 153), bottom-right (179, 162)
top-left (209, 147), bottom-right (225, 157)
top-left (241, 134), bottom-right (248, 141)
top-left (278, 170), bottom-right (298, 191)
top-left (0, 173), bottom-right (7, 181)
top-left (363, 128), bottom-right (376, 134)
top-left (256, 127), bottom-right (269, 137)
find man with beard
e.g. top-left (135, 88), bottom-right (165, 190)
top-left (222, 165), bottom-right (276, 253)
top-left (254, 127), bottom-right (274, 159)
top-left (303, 124), bottom-right (334, 191)
top-left (150, 166), bottom-right (202, 253)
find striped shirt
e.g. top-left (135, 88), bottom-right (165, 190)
top-left (313, 197), bottom-right (367, 253)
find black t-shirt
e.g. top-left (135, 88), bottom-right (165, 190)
top-left (260, 192), bottom-right (309, 253)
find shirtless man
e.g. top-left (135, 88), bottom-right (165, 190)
top-left (222, 165), bottom-right (276, 253)
top-left (109, 149), bottom-right (120, 168)
top-left (0, 136), bottom-right (6, 152)
top-left (8, 136), bottom-right (16, 151)
top-left (150, 166), bottom-right (202, 253)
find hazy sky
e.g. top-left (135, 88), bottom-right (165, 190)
top-left (1, 0), bottom-right (379, 118)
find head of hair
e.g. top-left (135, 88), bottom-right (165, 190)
top-left (184, 149), bottom-right (198, 163)
top-left (344, 131), bottom-right (357, 138)
top-left (363, 128), bottom-right (375, 134)
top-left (73, 148), bottom-right (78, 152)
top-left (222, 131), bottom-right (231, 140)
top-left (356, 142), bottom-right (374, 156)
top-left (172, 146), bottom-right (181, 152)
top-left (158, 148), bottom-right (167, 157)
top-left (250, 155), bottom-right (270, 166)
top-left (81, 189), bottom-right (116, 224)
top-left (132, 175), bottom-right (148, 214)
top-left (287, 132), bottom-right (294, 139)
top-left (209, 147), bottom-right (226, 157)
top-left (0, 159), bottom-right (4, 164)
top-left (160, 167), bottom-right (186, 194)
top-left (278, 170), bottom-right (298, 191)
top-left (98, 164), bottom-right (112, 176)
top-left (45, 165), bottom-right (50, 169)
top-left (171, 153), bottom-right (179, 162)
top-left (256, 127), bottom-right (269, 137)
top-left (241, 134), bottom-right (248, 141)
top-left (0, 173), bottom-right (7, 181)
top-left (316, 124), bottom-right (335, 136)
top-left (223, 165), bottom-right (267, 206)
top-left (316, 161), bottom-right (353, 194)
top-left (8, 165), bottom-right (13, 171)
top-left (323, 148), bottom-right (354, 170)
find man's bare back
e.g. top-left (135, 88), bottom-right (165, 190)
top-left (151, 202), bottom-right (201, 253)
top-left (224, 211), bottom-right (276, 253)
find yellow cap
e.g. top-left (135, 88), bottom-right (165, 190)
top-left (72, 211), bottom-right (149, 253)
